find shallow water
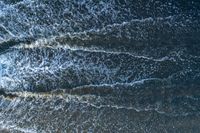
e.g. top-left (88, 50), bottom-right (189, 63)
top-left (0, 0), bottom-right (200, 132)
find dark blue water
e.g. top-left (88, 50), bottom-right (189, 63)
top-left (0, 0), bottom-right (200, 132)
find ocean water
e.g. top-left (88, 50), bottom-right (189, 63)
top-left (0, 0), bottom-right (200, 132)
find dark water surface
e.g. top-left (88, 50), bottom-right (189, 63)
top-left (0, 0), bottom-right (200, 132)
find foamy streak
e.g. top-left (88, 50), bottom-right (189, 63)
top-left (15, 40), bottom-right (173, 62)
top-left (0, 88), bottom-right (197, 118)
top-left (72, 78), bottom-right (164, 89)
top-left (0, 15), bottom-right (176, 43)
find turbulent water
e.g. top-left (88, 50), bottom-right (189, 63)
top-left (0, 0), bottom-right (200, 132)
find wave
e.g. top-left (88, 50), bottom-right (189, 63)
top-left (0, 35), bottom-right (199, 91)
top-left (2, 42), bottom-right (193, 91)
top-left (1, 84), bottom-right (200, 132)
top-left (1, 14), bottom-right (199, 60)
top-left (1, 0), bottom-right (200, 52)
top-left (1, 84), bottom-right (200, 116)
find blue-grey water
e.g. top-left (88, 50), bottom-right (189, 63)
top-left (0, 0), bottom-right (200, 132)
